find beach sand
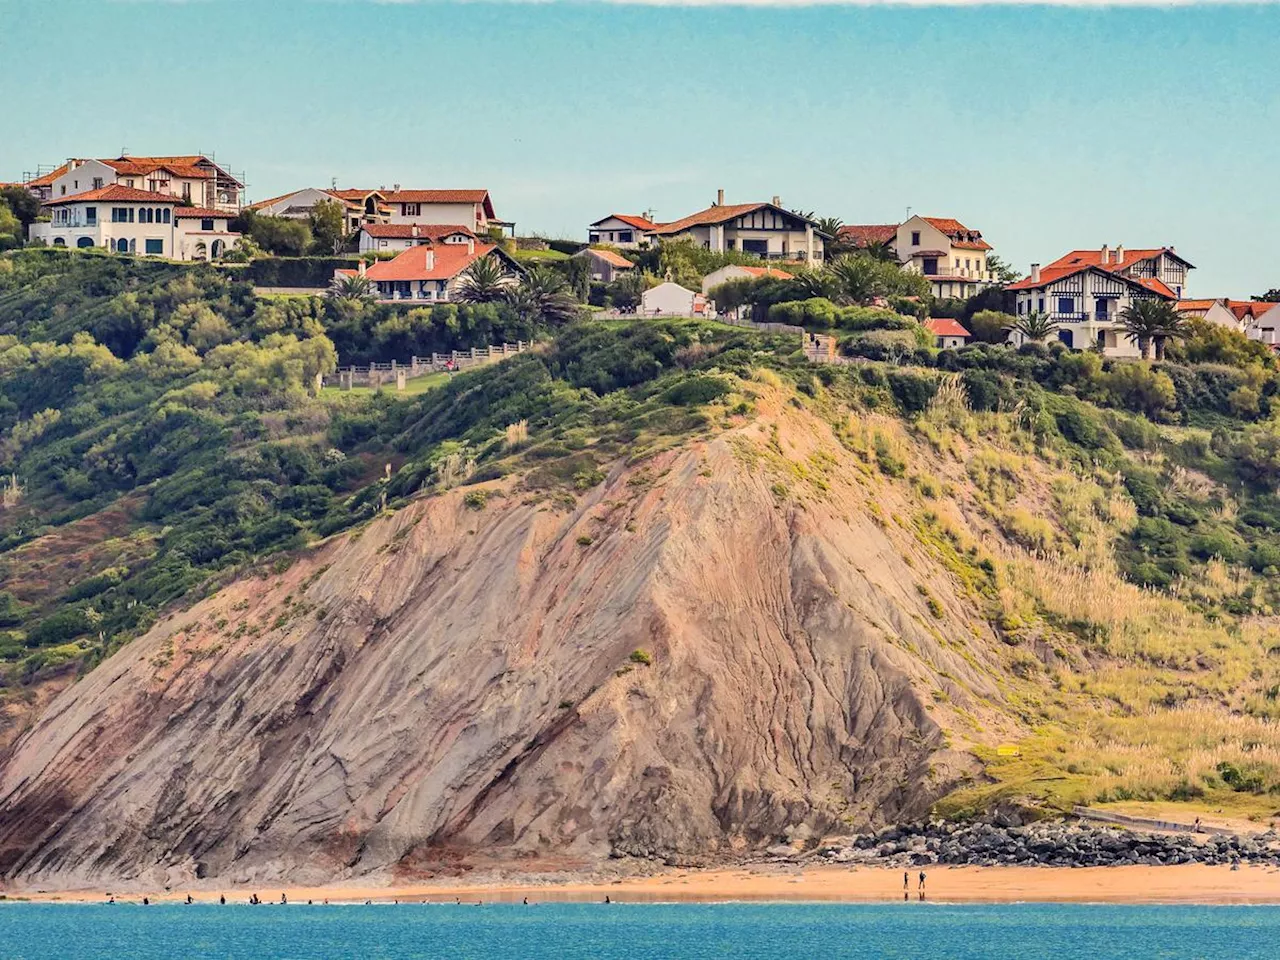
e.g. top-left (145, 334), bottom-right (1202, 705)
top-left (11, 863), bottom-right (1280, 905)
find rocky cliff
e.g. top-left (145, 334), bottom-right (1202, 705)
top-left (0, 392), bottom-right (1015, 889)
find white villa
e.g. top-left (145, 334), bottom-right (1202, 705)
top-left (357, 222), bottom-right (476, 255)
top-left (23, 155), bottom-right (243, 212)
top-left (30, 186), bottom-right (240, 260)
top-left (839, 215), bottom-right (998, 299)
top-left (1180, 298), bottom-right (1280, 347)
top-left (375, 188), bottom-right (513, 236)
top-left (587, 214), bottom-right (658, 250)
top-left (1008, 245), bottom-right (1191, 356)
top-left (337, 238), bottom-right (520, 304)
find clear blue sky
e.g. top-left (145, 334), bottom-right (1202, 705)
top-left (1, 1), bottom-right (1277, 296)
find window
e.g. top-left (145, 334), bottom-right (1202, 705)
top-left (85, 206), bottom-right (97, 226)
top-left (911, 231), bottom-right (920, 245)
top-left (182, 183), bottom-right (191, 200)
top-left (404, 203), bottom-right (420, 216)
top-left (116, 238), bottom-right (129, 253)
top-left (76, 237), bottom-right (94, 248)
top-left (145, 239), bottom-right (163, 255)
top-left (162, 209), bottom-right (170, 224)
top-left (201, 219), bottom-right (214, 231)
top-left (1037, 298), bottom-right (1045, 312)
top-left (60, 185), bottom-right (66, 196)
top-left (1057, 296), bottom-right (1075, 314)
top-left (126, 179), bottom-right (135, 188)
top-left (140, 208), bottom-right (151, 224)
top-left (589, 233), bottom-right (600, 243)
top-left (379, 239), bottom-right (387, 249)
top-left (73, 180), bottom-right (79, 189)
top-left (53, 237), bottom-right (66, 247)
top-left (618, 231), bottom-right (632, 243)
top-left (128, 239), bottom-right (136, 253)
top-left (112, 207), bottom-right (128, 223)
top-left (92, 177), bottom-right (103, 190)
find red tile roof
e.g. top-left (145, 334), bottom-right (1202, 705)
top-left (1228, 300), bottom-right (1279, 322)
top-left (1011, 246), bottom-right (1189, 298)
top-left (1175, 299), bottom-right (1218, 312)
top-left (376, 190), bottom-right (496, 220)
top-left (737, 265), bottom-right (792, 279)
top-left (926, 318), bottom-right (971, 338)
top-left (583, 248), bottom-right (635, 269)
top-left (591, 213), bottom-right (659, 232)
top-left (360, 223), bottom-right (476, 240)
top-left (1047, 247), bottom-right (1195, 271)
top-left (44, 184), bottom-right (182, 206)
top-left (363, 242), bottom-right (500, 282)
top-left (920, 217), bottom-right (992, 251)
top-left (838, 224), bottom-right (898, 247)
top-left (328, 189), bottom-right (384, 202)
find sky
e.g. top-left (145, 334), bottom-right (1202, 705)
top-left (1, 0), bottom-right (1278, 296)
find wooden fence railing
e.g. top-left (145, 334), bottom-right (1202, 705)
top-left (322, 341), bottom-right (530, 390)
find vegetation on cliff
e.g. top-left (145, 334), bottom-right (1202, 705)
top-left (6, 247), bottom-right (1280, 829)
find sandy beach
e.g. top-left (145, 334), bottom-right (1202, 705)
top-left (10, 863), bottom-right (1280, 906)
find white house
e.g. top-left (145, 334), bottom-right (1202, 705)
top-left (250, 188), bottom-right (387, 235)
top-left (1177, 298), bottom-right (1244, 331)
top-left (338, 239), bottom-right (520, 304)
top-left (650, 190), bottom-right (825, 264)
top-left (701, 264), bottom-right (792, 295)
top-left (576, 248), bottom-right (635, 283)
top-left (925, 318), bottom-right (971, 350)
top-left (1227, 300), bottom-right (1280, 345)
top-left (1008, 245), bottom-right (1190, 357)
top-left (357, 223), bottom-right (476, 255)
top-left (30, 186), bottom-right (240, 260)
top-left (587, 214), bottom-right (658, 250)
top-left (839, 215), bottom-right (998, 299)
top-left (640, 281), bottom-right (708, 317)
top-left (24, 155), bottom-right (243, 212)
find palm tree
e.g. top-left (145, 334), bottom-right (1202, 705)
top-left (508, 266), bottom-right (581, 326)
top-left (862, 240), bottom-right (898, 264)
top-left (1011, 311), bottom-right (1058, 345)
top-left (327, 271), bottom-right (375, 304)
top-left (815, 216), bottom-right (844, 239)
top-left (456, 255), bottom-right (509, 304)
top-left (1118, 299), bottom-right (1182, 360)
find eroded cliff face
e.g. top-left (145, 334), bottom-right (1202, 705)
top-left (0, 395), bottom-right (1012, 889)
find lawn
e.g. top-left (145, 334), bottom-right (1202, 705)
top-left (319, 371), bottom-right (450, 399)
top-left (511, 248), bottom-right (571, 263)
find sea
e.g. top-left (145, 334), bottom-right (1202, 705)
top-left (1, 901), bottom-right (1278, 959)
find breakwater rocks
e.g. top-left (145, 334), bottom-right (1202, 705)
top-left (787, 821), bottom-right (1280, 868)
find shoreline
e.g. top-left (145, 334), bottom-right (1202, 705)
top-left (10, 863), bottom-right (1280, 906)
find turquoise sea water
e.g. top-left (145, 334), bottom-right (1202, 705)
top-left (2, 901), bottom-right (1279, 959)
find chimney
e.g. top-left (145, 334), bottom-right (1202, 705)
top-left (1030, 263), bottom-right (1041, 283)
top-left (1115, 244), bottom-right (1124, 264)
top-left (467, 238), bottom-right (475, 255)
top-left (357, 260), bottom-right (367, 277)
top-left (426, 249), bottom-right (435, 270)
top-left (1100, 244), bottom-right (1110, 265)
top-left (393, 183), bottom-right (401, 193)
top-left (411, 224), bottom-right (419, 238)
top-left (772, 195), bottom-right (781, 207)
top-left (716, 188), bottom-right (724, 207)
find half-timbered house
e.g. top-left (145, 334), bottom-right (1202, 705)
top-left (1008, 244), bottom-right (1191, 357)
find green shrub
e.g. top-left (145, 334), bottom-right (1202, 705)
top-left (463, 489), bottom-right (489, 510)
top-left (662, 375), bottom-right (730, 407)
top-left (887, 371), bottom-right (937, 414)
top-left (629, 649), bottom-right (652, 665)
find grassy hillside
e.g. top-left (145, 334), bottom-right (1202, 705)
top-left (5, 247), bottom-right (1280, 825)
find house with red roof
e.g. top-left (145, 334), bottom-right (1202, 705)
top-left (838, 214), bottom-right (998, 299)
top-left (1008, 244), bottom-right (1193, 356)
top-left (24, 155), bottom-right (244, 212)
top-left (336, 237), bottom-right (520, 304)
top-left (700, 264), bottom-right (793, 296)
top-left (30, 186), bottom-right (240, 260)
top-left (356, 222), bottom-right (477, 255)
top-left (587, 214), bottom-right (659, 250)
top-left (370, 188), bottom-right (511, 236)
top-left (925, 318), bottom-right (972, 350)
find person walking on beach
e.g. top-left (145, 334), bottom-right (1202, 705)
top-left (918, 871), bottom-right (926, 893)
top-left (903, 871), bottom-right (909, 893)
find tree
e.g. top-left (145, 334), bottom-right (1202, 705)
top-left (1254, 289), bottom-right (1280, 303)
top-left (456, 255), bottom-right (509, 304)
top-left (308, 199), bottom-right (348, 256)
top-left (969, 310), bottom-right (1017, 344)
top-left (1011, 312), bottom-right (1058, 344)
top-left (243, 211), bottom-right (311, 257)
top-left (984, 254), bottom-right (1022, 285)
top-left (328, 272), bottom-right (375, 305)
top-left (827, 254), bottom-right (928, 305)
top-left (0, 202), bottom-right (20, 251)
top-left (1118, 299), bottom-right (1184, 360)
top-left (815, 216), bottom-right (844, 239)
top-left (862, 240), bottom-right (898, 264)
top-left (0, 186), bottom-right (39, 231)
top-left (508, 266), bottom-right (580, 326)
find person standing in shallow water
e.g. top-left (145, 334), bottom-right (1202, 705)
top-left (918, 871), bottom-right (927, 893)
top-left (903, 872), bottom-right (908, 893)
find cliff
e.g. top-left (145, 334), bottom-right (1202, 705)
top-left (0, 389), bottom-right (1011, 889)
